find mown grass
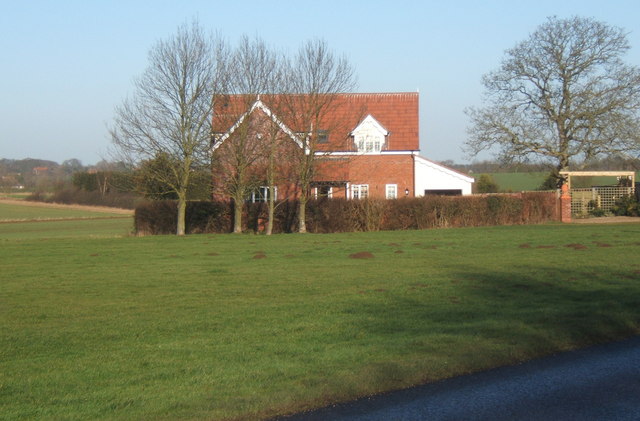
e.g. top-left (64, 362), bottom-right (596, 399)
top-left (2, 221), bottom-right (640, 420)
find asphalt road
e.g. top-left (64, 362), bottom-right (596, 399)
top-left (277, 336), bottom-right (640, 421)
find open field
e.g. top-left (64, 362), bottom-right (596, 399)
top-left (486, 171), bottom-right (640, 192)
top-left (2, 212), bottom-right (640, 420)
top-left (0, 200), bottom-right (134, 239)
top-left (0, 199), bottom-right (133, 220)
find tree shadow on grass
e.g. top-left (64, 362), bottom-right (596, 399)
top-left (340, 264), bottom-right (640, 391)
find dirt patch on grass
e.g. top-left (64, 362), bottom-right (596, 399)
top-left (568, 243), bottom-right (588, 250)
top-left (519, 243), bottom-right (531, 248)
top-left (565, 243), bottom-right (588, 250)
top-left (349, 251), bottom-right (374, 259)
top-left (593, 242), bottom-right (612, 247)
top-left (253, 253), bottom-right (267, 259)
top-left (410, 282), bottom-right (429, 289)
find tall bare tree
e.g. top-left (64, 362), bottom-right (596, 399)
top-left (211, 36), bottom-right (281, 233)
top-left (466, 16), bottom-right (640, 184)
top-left (110, 21), bottom-right (227, 235)
top-left (283, 39), bottom-right (357, 232)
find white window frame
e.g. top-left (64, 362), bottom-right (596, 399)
top-left (351, 184), bottom-right (369, 200)
top-left (355, 134), bottom-right (383, 153)
top-left (385, 184), bottom-right (398, 199)
top-left (249, 186), bottom-right (277, 203)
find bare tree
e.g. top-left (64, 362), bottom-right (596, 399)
top-left (466, 16), bottom-right (640, 184)
top-left (283, 39), bottom-right (357, 232)
top-left (110, 21), bottom-right (226, 235)
top-left (211, 36), bottom-right (281, 233)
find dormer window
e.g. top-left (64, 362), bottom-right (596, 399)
top-left (296, 130), bottom-right (328, 143)
top-left (351, 115), bottom-right (388, 153)
top-left (357, 134), bottom-right (382, 152)
top-left (317, 130), bottom-right (329, 144)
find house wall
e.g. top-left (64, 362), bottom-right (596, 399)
top-left (347, 154), bottom-right (415, 199)
top-left (414, 156), bottom-right (474, 196)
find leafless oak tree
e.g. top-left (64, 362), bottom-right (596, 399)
top-left (110, 21), bottom-right (226, 235)
top-left (466, 16), bottom-right (640, 183)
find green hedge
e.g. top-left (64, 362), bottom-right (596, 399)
top-left (134, 192), bottom-right (558, 235)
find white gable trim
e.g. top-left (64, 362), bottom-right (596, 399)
top-left (414, 155), bottom-right (475, 196)
top-left (414, 156), bottom-right (475, 183)
top-left (350, 114), bottom-right (389, 137)
top-left (211, 99), bottom-right (304, 151)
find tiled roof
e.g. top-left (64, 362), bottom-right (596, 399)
top-left (213, 92), bottom-right (419, 151)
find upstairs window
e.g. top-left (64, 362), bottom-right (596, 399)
top-left (317, 130), bottom-right (329, 144)
top-left (355, 134), bottom-right (384, 153)
top-left (351, 115), bottom-right (388, 153)
top-left (296, 130), bottom-right (328, 144)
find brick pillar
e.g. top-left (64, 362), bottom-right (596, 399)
top-left (560, 184), bottom-right (572, 223)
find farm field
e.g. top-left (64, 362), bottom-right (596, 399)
top-left (486, 171), bottom-right (640, 192)
top-left (487, 171), bottom-right (548, 192)
top-left (1, 204), bottom-right (640, 420)
top-left (0, 201), bottom-right (134, 239)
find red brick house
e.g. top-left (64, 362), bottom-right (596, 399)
top-left (211, 92), bottom-right (473, 201)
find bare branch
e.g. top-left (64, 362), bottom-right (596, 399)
top-left (110, 20), bottom-right (226, 234)
top-left (467, 16), bottom-right (640, 173)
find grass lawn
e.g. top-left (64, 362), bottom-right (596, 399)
top-left (1, 220), bottom-right (640, 420)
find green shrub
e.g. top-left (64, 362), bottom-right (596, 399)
top-left (611, 195), bottom-right (639, 217)
top-left (475, 174), bottom-right (499, 193)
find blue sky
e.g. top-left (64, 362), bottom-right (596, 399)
top-left (1, 0), bottom-right (639, 165)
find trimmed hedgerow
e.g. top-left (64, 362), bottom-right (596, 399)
top-left (134, 192), bottom-right (559, 235)
top-left (134, 201), bottom-right (232, 235)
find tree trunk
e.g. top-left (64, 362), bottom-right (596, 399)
top-left (233, 198), bottom-right (243, 234)
top-left (298, 197), bottom-right (307, 233)
top-left (266, 186), bottom-right (274, 236)
top-left (556, 157), bottom-right (570, 187)
top-left (176, 195), bottom-right (187, 236)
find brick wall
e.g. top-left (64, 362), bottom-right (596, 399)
top-left (348, 154), bottom-right (414, 199)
